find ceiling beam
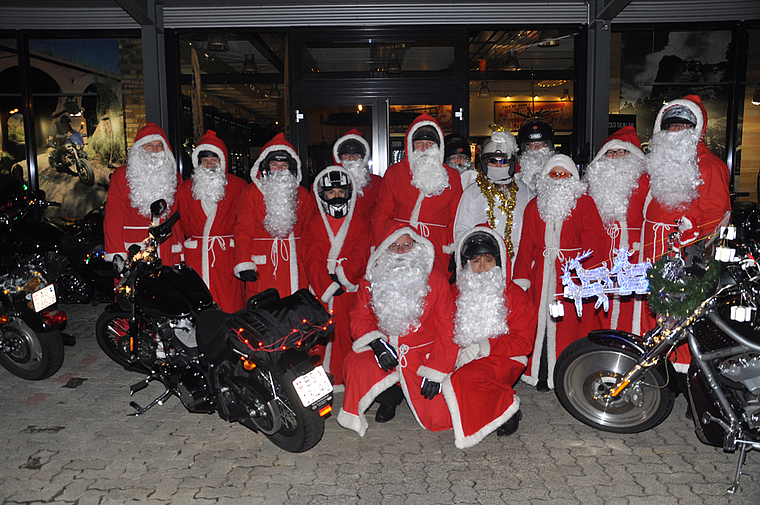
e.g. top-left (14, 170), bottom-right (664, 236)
top-left (593, 0), bottom-right (631, 21)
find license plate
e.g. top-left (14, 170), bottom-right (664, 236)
top-left (292, 366), bottom-right (333, 407)
top-left (32, 284), bottom-right (56, 312)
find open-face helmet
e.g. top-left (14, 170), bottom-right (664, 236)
top-left (518, 118), bottom-right (555, 153)
top-left (461, 230), bottom-right (501, 268)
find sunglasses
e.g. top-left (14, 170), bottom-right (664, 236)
top-left (486, 157), bottom-right (510, 166)
top-left (548, 170), bottom-right (572, 180)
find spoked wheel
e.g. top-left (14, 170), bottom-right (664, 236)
top-left (554, 338), bottom-right (675, 433)
top-left (251, 370), bottom-right (324, 453)
top-left (76, 159), bottom-right (95, 186)
top-left (95, 310), bottom-right (150, 373)
top-left (0, 317), bottom-right (64, 380)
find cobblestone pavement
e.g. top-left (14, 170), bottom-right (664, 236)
top-left (0, 303), bottom-right (758, 505)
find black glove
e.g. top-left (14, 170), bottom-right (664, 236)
top-left (238, 269), bottom-right (259, 283)
top-left (329, 273), bottom-right (345, 296)
top-left (420, 378), bottom-right (441, 400)
top-left (369, 338), bottom-right (399, 372)
top-left (334, 286), bottom-right (345, 297)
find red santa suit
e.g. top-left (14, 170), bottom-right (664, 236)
top-left (337, 225), bottom-right (459, 437)
top-left (332, 129), bottom-right (382, 224)
top-left (586, 126), bottom-right (651, 335)
top-left (641, 95), bottom-right (731, 372)
top-left (441, 227), bottom-right (537, 449)
top-left (303, 166), bottom-right (372, 386)
top-left (104, 122), bottom-right (183, 265)
top-left (176, 130), bottom-right (248, 313)
top-left (512, 155), bottom-right (608, 390)
top-left (233, 133), bottom-right (314, 299)
top-left (370, 114), bottom-right (463, 275)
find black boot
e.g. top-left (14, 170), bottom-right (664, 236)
top-left (536, 380), bottom-right (550, 392)
top-left (375, 384), bottom-right (403, 423)
top-left (497, 410), bottom-right (522, 437)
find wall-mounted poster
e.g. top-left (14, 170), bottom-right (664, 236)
top-left (494, 101), bottom-right (573, 132)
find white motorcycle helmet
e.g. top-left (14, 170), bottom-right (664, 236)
top-left (480, 131), bottom-right (518, 182)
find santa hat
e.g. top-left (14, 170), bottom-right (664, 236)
top-left (591, 125), bottom-right (645, 163)
top-left (192, 130), bottom-right (228, 171)
top-left (654, 95), bottom-right (706, 137)
top-left (250, 132), bottom-right (302, 183)
top-left (332, 129), bottom-right (371, 168)
top-left (130, 122), bottom-right (176, 166)
top-left (454, 226), bottom-right (510, 283)
top-left (405, 113), bottom-right (445, 168)
top-left (365, 222), bottom-right (435, 281)
top-left (542, 154), bottom-right (579, 180)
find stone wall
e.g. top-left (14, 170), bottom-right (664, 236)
top-left (119, 38), bottom-right (145, 150)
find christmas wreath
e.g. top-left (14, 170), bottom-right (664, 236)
top-left (647, 256), bottom-right (721, 318)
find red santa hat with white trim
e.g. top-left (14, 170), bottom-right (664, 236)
top-left (192, 130), bottom-right (228, 171)
top-left (591, 125), bottom-right (644, 164)
top-left (542, 153), bottom-right (580, 180)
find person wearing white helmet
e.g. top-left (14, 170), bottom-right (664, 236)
top-left (512, 154), bottom-right (607, 392)
top-left (454, 131), bottom-right (531, 265)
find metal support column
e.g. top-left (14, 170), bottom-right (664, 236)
top-left (585, 1), bottom-right (612, 158)
top-left (17, 34), bottom-right (38, 193)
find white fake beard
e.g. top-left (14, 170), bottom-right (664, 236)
top-left (342, 158), bottom-right (370, 197)
top-left (536, 176), bottom-right (587, 224)
top-left (259, 170), bottom-right (299, 238)
top-left (368, 246), bottom-right (430, 338)
top-left (126, 148), bottom-right (177, 218)
top-left (646, 128), bottom-right (701, 211)
top-left (453, 264), bottom-right (508, 347)
top-left (448, 158), bottom-right (473, 174)
top-left (518, 147), bottom-right (554, 194)
top-left (191, 163), bottom-right (227, 205)
top-left (409, 145), bottom-right (449, 196)
top-left (586, 156), bottom-right (644, 225)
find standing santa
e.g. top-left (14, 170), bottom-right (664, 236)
top-left (234, 133), bottom-right (314, 298)
top-left (585, 125), bottom-right (650, 334)
top-left (332, 129), bottom-right (381, 224)
top-left (512, 154), bottom-right (608, 391)
top-left (104, 122), bottom-right (183, 265)
top-left (176, 130), bottom-right (248, 312)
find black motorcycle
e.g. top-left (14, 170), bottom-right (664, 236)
top-left (554, 210), bottom-right (760, 494)
top-left (47, 131), bottom-right (95, 186)
top-left (96, 202), bottom-right (334, 453)
top-left (0, 187), bottom-right (71, 380)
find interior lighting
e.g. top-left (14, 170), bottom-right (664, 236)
top-left (505, 50), bottom-right (521, 71)
top-left (242, 54), bottom-right (258, 74)
top-left (207, 34), bottom-right (229, 52)
top-left (478, 81), bottom-right (492, 98)
top-left (385, 52), bottom-right (402, 75)
top-left (269, 83), bottom-right (281, 99)
top-left (753, 86), bottom-right (760, 106)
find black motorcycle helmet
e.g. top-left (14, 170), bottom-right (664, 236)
top-left (444, 133), bottom-right (470, 161)
top-left (196, 150), bottom-right (219, 165)
top-left (461, 231), bottom-right (501, 268)
top-left (412, 125), bottom-right (440, 147)
top-left (518, 118), bottom-right (555, 154)
top-left (660, 104), bottom-right (698, 131)
top-left (317, 169), bottom-right (353, 219)
top-left (259, 149), bottom-right (297, 177)
top-left (337, 139), bottom-right (365, 158)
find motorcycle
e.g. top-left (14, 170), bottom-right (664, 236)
top-left (47, 131), bottom-right (95, 186)
top-left (0, 190), bottom-right (71, 380)
top-left (1, 181), bottom-right (112, 304)
top-left (554, 210), bottom-right (760, 494)
top-left (96, 201), bottom-right (334, 453)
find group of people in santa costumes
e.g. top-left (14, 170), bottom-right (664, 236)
top-left (103, 93), bottom-right (732, 447)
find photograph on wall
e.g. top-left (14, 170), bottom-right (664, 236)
top-left (494, 101), bottom-right (573, 132)
top-left (618, 29), bottom-right (731, 157)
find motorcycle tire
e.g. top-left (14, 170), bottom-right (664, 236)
top-left (246, 370), bottom-right (324, 453)
top-left (554, 337), bottom-right (675, 433)
top-left (0, 317), bottom-right (64, 380)
top-left (76, 159), bottom-right (95, 186)
top-left (95, 310), bottom-right (150, 373)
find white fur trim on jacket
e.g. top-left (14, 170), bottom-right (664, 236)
top-left (337, 372), bottom-right (400, 437)
top-left (513, 278), bottom-right (531, 291)
top-left (417, 365), bottom-right (447, 383)
top-left (335, 264), bottom-right (358, 292)
top-left (321, 282), bottom-right (343, 304)
top-left (200, 203), bottom-right (217, 285)
top-left (234, 262), bottom-right (257, 276)
top-left (352, 330), bottom-right (385, 353)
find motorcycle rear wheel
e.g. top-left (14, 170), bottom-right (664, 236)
top-left (0, 317), bottom-right (64, 380)
top-left (554, 338), bottom-right (675, 433)
top-left (76, 159), bottom-right (95, 186)
top-left (246, 370), bottom-right (324, 453)
top-left (95, 310), bottom-right (150, 373)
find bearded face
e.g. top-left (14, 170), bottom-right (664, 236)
top-left (446, 156), bottom-right (473, 174)
top-left (453, 263), bottom-right (508, 348)
top-left (409, 145), bottom-right (449, 196)
top-left (367, 245), bottom-right (430, 338)
top-left (192, 162), bottom-right (227, 205)
top-left (126, 146), bottom-right (177, 218)
top-left (341, 158), bottom-right (371, 197)
top-left (518, 147), bottom-right (554, 194)
top-left (259, 170), bottom-right (299, 238)
top-left (646, 128), bottom-right (701, 211)
top-left (535, 175), bottom-right (587, 224)
top-left (586, 155), bottom-right (645, 225)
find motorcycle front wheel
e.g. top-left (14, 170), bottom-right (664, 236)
top-left (95, 310), bottom-right (150, 373)
top-left (76, 159), bottom-right (95, 186)
top-left (0, 317), bottom-right (64, 380)
top-left (554, 338), bottom-right (675, 433)
top-left (245, 370), bottom-right (324, 453)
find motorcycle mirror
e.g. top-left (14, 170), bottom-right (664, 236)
top-left (36, 189), bottom-right (47, 200)
top-left (150, 200), bottom-right (167, 218)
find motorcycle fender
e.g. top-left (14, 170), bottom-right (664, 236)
top-left (273, 349), bottom-right (315, 380)
top-left (586, 329), bottom-right (681, 393)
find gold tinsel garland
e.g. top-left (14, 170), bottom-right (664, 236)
top-left (476, 173), bottom-right (518, 258)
